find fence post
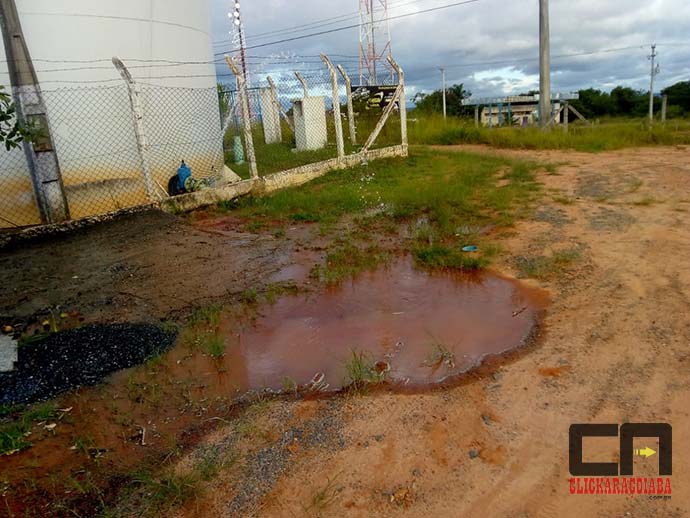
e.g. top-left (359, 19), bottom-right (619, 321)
top-left (225, 55), bottom-right (258, 180)
top-left (563, 101), bottom-right (569, 133)
top-left (1, 0), bottom-right (70, 223)
top-left (266, 76), bottom-right (294, 132)
top-left (294, 72), bottom-right (309, 98)
top-left (112, 57), bottom-right (159, 200)
top-left (387, 55), bottom-right (407, 150)
top-left (661, 95), bottom-right (668, 123)
top-left (475, 106), bottom-right (479, 128)
top-left (321, 54), bottom-right (345, 160)
top-left (336, 65), bottom-right (357, 145)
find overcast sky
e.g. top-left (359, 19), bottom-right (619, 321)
top-left (211, 0), bottom-right (689, 100)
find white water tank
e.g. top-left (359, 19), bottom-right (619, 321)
top-left (0, 0), bottom-right (222, 226)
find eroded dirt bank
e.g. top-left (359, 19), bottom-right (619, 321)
top-left (1, 146), bottom-right (690, 516)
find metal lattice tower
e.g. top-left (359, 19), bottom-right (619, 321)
top-left (359, 0), bottom-right (394, 86)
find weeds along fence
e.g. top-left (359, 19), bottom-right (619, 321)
top-left (0, 54), bottom-right (408, 230)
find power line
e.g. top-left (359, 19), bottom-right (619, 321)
top-left (413, 45), bottom-right (651, 74)
top-left (213, 0), bottom-right (482, 55)
top-left (212, 0), bottom-right (423, 47)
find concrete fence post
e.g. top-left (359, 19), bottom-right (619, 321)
top-left (337, 64), bottom-right (357, 145)
top-left (225, 55), bottom-right (258, 180)
top-left (320, 54), bottom-right (345, 160)
top-left (294, 72), bottom-right (309, 98)
top-left (266, 76), bottom-right (294, 132)
top-left (563, 101), bottom-right (569, 133)
top-left (387, 55), bottom-right (407, 150)
top-left (112, 57), bottom-right (159, 200)
top-left (661, 95), bottom-right (668, 123)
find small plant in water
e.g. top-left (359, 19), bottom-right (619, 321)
top-left (280, 376), bottom-right (298, 394)
top-left (205, 334), bottom-right (226, 358)
top-left (344, 351), bottom-right (382, 393)
top-left (423, 342), bottom-right (456, 370)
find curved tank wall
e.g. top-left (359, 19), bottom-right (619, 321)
top-left (0, 0), bottom-right (223, 227)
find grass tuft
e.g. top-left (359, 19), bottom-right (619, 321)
top-left (344, 351), bottom-right (383, 394)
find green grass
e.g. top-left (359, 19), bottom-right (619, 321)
top-left (408, 114), bottom-right (690, 152)
top-left (344, 351), bottom-right (382, 393)
top-left (215, 148), bottom-right (542, 275)
top-left (260, 150), bottom-right (535, 227)
top-left (225, 114), bottom-right (386, 178)
top-left (311, 241), bottom-right (389, 284)
top-left (413, 245), bottom-right (487, 271)
top-left (423, 342), bottom-right (456, 370)
top-left (304, 474), bottom-right (341, 517)
top-left (0, 403), bottom-right (57, 455)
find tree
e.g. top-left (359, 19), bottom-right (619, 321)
top-left (571, 88), bottom-right (615, 118)
top-left (413, 84), bottom-right (471, 117)
top-left (0, 85), bottom-right (37, 150)
top-left (662, 81), bottom-right (690, 114)
top-left (610, 86), bottom-right (642, 115)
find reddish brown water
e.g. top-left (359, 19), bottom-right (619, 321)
top-left (216, 258), bottom-right (548, 391)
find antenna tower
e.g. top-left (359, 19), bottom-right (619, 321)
top-left (359, 0), bottom-right (394, 86)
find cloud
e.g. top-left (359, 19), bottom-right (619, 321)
top-left (212, 0), bottom-right (690, 97)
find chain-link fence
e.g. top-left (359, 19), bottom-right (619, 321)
top-left (219, 56), bottom-right (406, 179)
top-left (1, 55), bottom-right (406, 230)
top-left (0, 84), bottom-right (225, 229)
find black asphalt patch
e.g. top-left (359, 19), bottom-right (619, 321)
top-left (0, 324), bottom-right (177, 405)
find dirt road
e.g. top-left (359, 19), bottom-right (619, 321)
top-left (192, 146), bottom-right (690, 517)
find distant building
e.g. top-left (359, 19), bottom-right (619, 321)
top-left (463, 93), bottom-right (579, 127)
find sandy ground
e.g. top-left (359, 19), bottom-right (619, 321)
top-left (181, 145), bottom-right (690, 517)
top-left (2, 145), bottom-right (690, 516)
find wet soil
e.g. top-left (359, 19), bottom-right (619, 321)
top-left (0, 210), bottom-right (290, 326)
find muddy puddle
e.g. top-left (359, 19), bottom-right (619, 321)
top-left (0, 258), bottom-right (548, 513)
top-left (199, 258), bottom-right (548, 392)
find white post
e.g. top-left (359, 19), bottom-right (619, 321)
top-left (337, 64), bottom-right (357, 145)
top-left (440, 67), bottom-right (447, 120)
top-left (294, 72), bottom-right (309, 98)
top-left (225, 55), bottom-right (258, 180)
top-left (321, 54), bottom-right (345, 160)
top-left (387, 55), bottom-right (407, 149)
top-left (267, 76), bottom-right (294, 132)
top-left (112, 57), bottom-right (158, 201)
top-left (648, 44), bottom-right (657, 123)
top-left (661, 94), bottom-right (668, 123)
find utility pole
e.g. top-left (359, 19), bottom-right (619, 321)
top-left (0, 0), bottom-right (69, 223)
top-left (440, 67), bottom-right (447, 120)
top-left (539, 0), bottom-right (551, 127)
top-left (648, 44), bottom-right (659, 123)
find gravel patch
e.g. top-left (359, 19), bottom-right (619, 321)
top-left (576, 172), bottom-right (615, 200)
top-left (0, 324), bottom-right (177, 405)
top-left (228, 401), bottom-right (344, 516)
top-left (532, 206), bottom-right (571, 227)
top-left (588, 207), bottom-right (636, 232)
